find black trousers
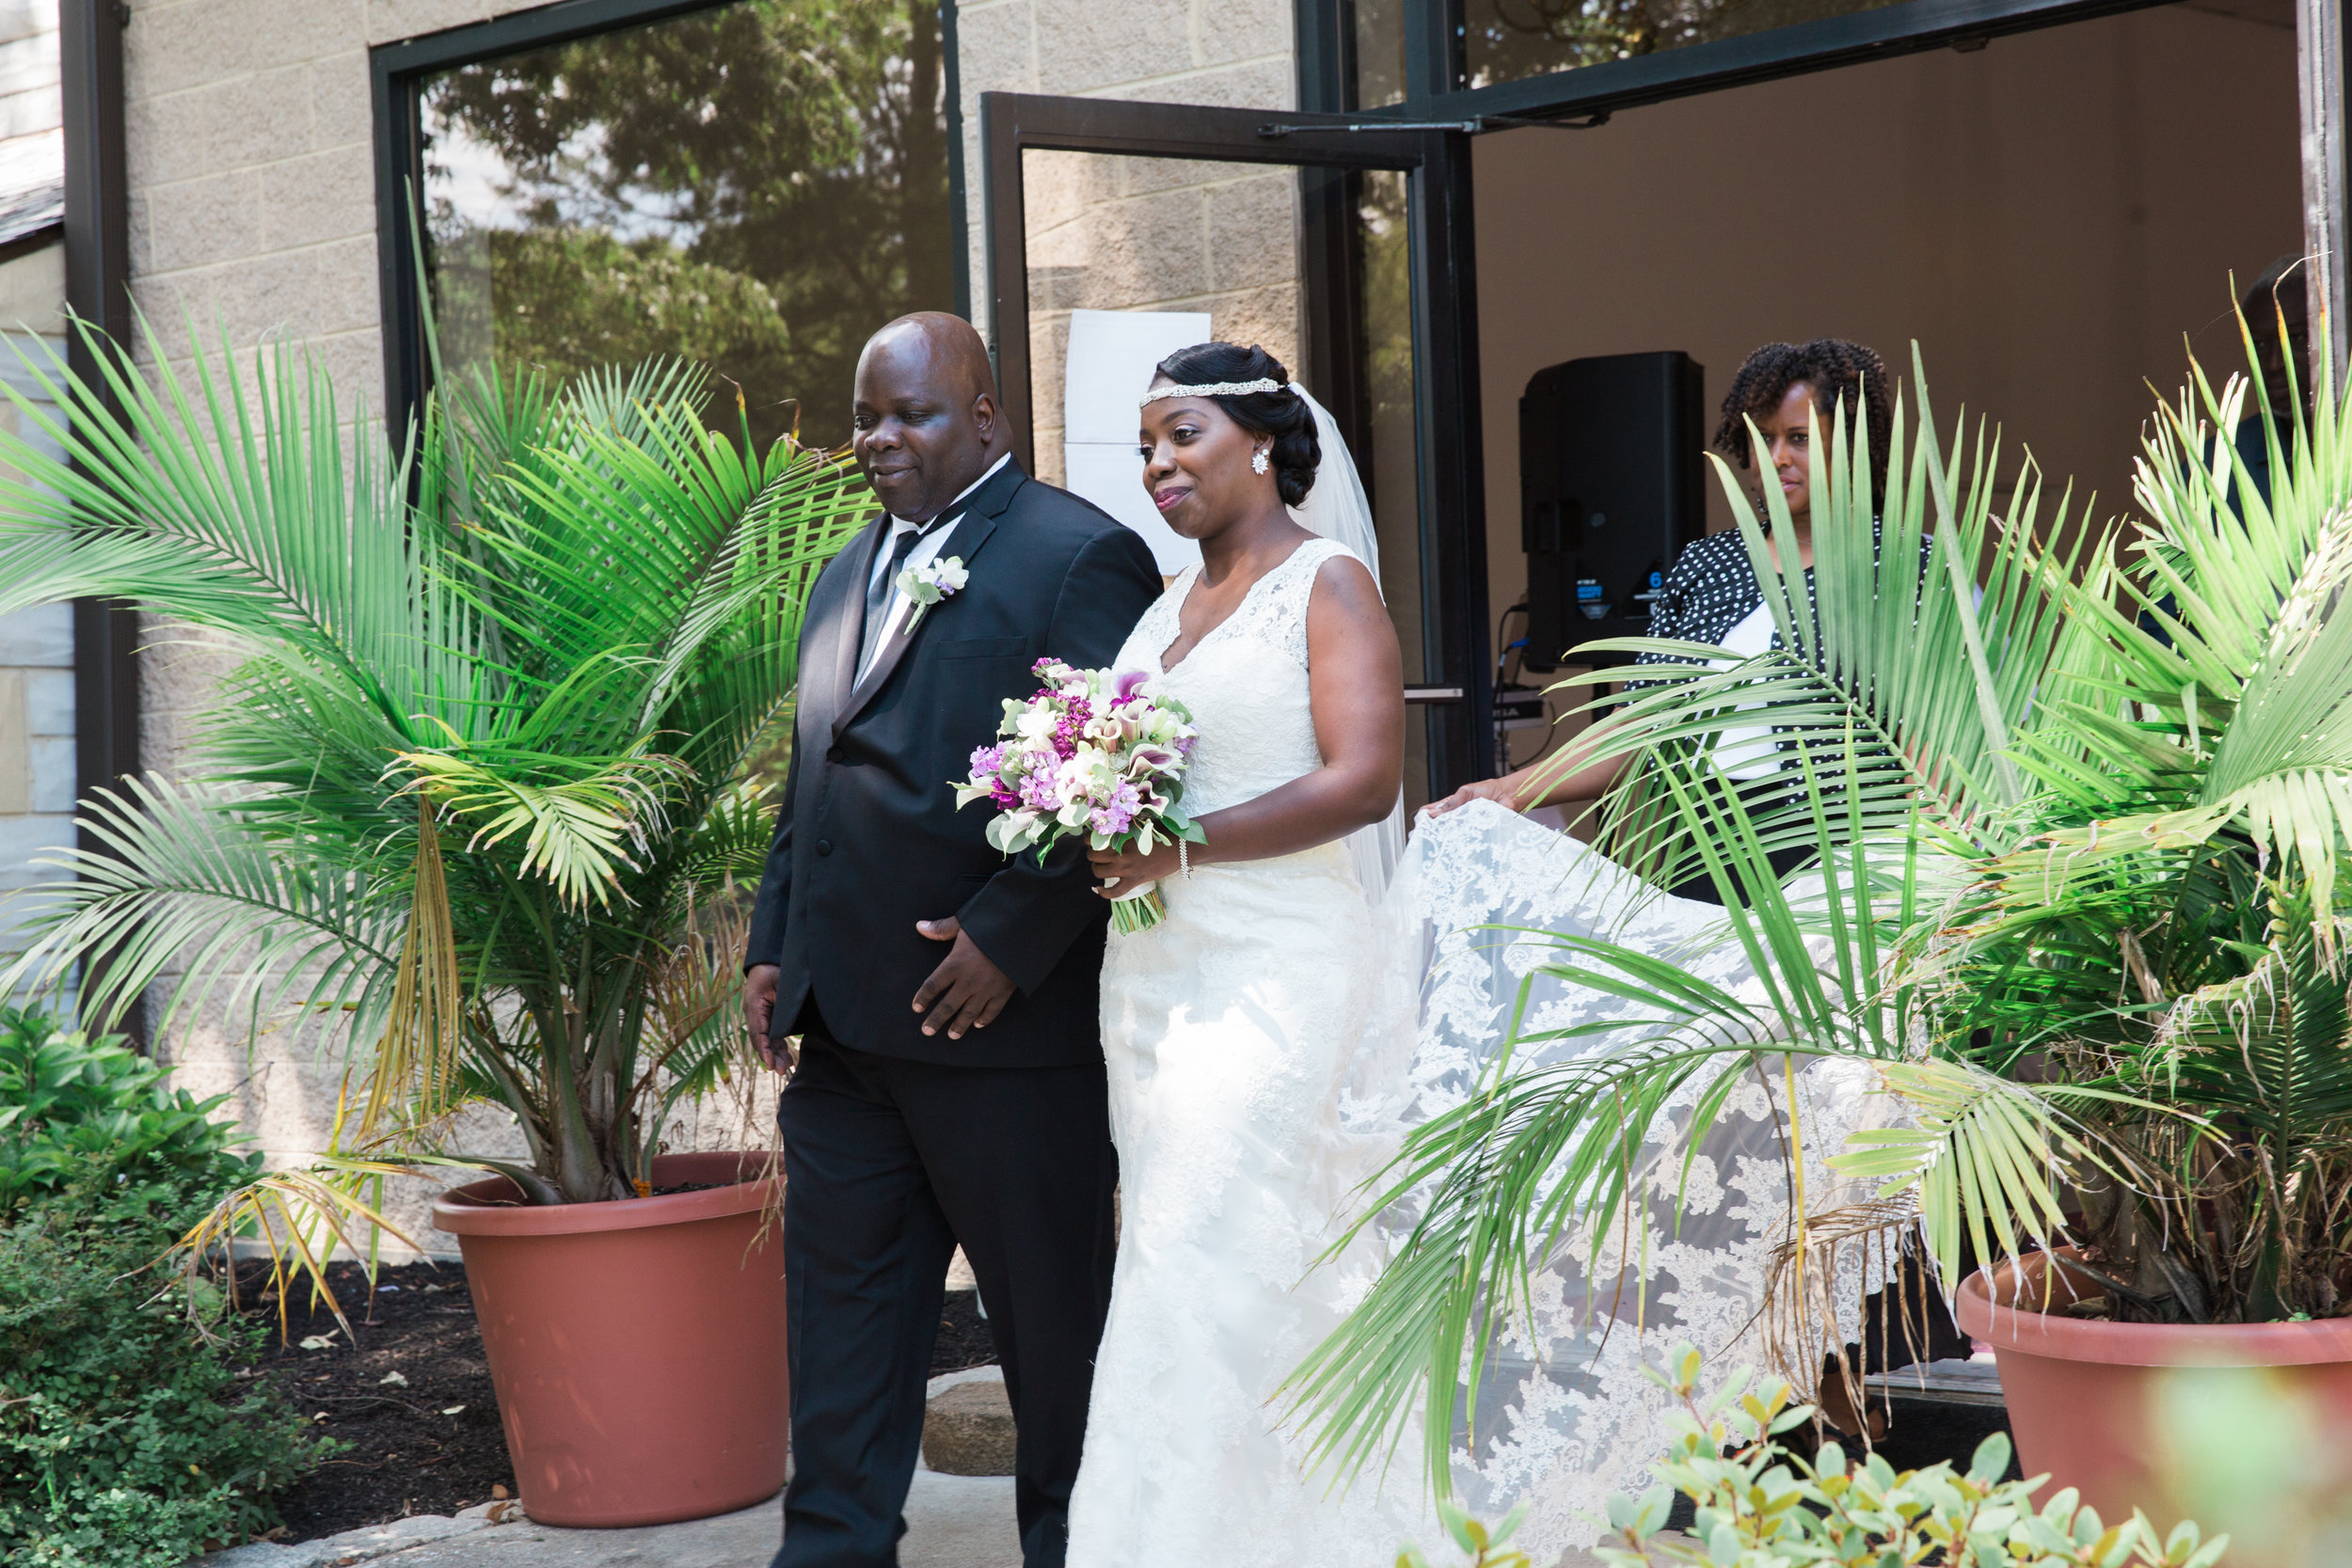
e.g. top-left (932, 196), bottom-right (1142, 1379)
top-left (771, 1025), bottom-right (1117, 1568)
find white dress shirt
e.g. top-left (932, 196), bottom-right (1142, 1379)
top-left (857, 452), bottom-right (1011, 682)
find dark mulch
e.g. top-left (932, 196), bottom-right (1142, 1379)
top-left (238, 1260), bottom-right (508, 1543)
top-left (934, 1287), bottom-right (997, 1372)
top-left (242, 1262), bottom-right (999, 1544)
top-left (1871, 1395), bottom-right (2020, 1481)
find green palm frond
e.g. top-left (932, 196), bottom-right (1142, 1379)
top-left (1827, 1058), bottom-right (2149, 1293)
top-left (0, 319), bottom-right (465, 718)
top-left (1302, 308), bottom-right (2352, 1509)
top-left (0, 775), bottom-right (405, 1045)
top-left (2145, 884), bottom-right (2352, 1145)
top-left (0, 312), bottom-right (857, 1211)
top-left (1290, 816), bottom-right (1900, 1492)
top-left (390, 734), bottom-right (694, 911)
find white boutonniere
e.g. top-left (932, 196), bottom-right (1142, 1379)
top-left (896, 555), bottom-right (967, 633)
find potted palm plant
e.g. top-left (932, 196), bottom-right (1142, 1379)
top-left (1295, 309), bottom-right (2352, 1567)
top-left (0, 324), bottom-right (870, 1527)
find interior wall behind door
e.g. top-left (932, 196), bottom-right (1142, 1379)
top-left (1472, 0), bottom-right (2302, 641)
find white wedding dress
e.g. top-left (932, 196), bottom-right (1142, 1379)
top-left (1067, 536), bottom-right (1422, 1564)
top-left (1066, 518), bottom-right (1895, 1566)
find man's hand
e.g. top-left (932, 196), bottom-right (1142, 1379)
top-left (742, 963), bottom-right (794, 1072)
top-left (912, 917), bottom-right (1015, 1040)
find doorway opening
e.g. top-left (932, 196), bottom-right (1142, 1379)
top-left (1478, 0), bottom-right (2302, 784)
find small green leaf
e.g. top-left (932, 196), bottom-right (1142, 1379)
top-left (1967, 1432), bottom-right (2011, 1485)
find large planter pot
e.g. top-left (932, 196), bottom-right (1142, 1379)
top-left (431, 1150), bottom-right (787, 1528)
top-left (1957, 1251), bottom-right (2352, 1567)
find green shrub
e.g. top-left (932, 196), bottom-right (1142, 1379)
top-left (0, 1013), bottom-right (317, 1564)
top-left (0, 1007), bottom-right (259, 1216)
top-left (0, 1176), bottom-right (329, 1567)
top-left (1403, 1349), bottom-right (2230, 1568)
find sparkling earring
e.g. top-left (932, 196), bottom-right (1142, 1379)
top-left (1250, 449), bottom-right (1269, 475)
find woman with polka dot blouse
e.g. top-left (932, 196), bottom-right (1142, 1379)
top-left (1426, 337), bottom-right (1895, 821)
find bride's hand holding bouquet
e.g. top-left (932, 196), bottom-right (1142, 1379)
top-left (954, 658), bottom-right (1204, 934)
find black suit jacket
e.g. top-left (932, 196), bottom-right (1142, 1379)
top-left (746, 459), bottom-right (1164, 1068)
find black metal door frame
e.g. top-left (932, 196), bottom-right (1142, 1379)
top-left (978, 92), bottom-right (1493, 796)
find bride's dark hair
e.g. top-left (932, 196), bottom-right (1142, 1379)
top-left (1152, 342), bottom-right (1321, 507)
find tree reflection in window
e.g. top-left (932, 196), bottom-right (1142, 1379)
top-left (421, 0), bottom-right (953, 451)
top-left (1462, 0), bottom-right (1901, 87)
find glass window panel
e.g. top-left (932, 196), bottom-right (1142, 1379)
top-left (420, 0), bottom-right (954, 451)
top-left (1463, 0), bottom-right (1906, 88)
top-left (1021, 149), bottom-right (1305, 490)
top-left (1353, 168), bottom-right (1430, 811)
top-left (1352, 0), bottom-right (1409, 106)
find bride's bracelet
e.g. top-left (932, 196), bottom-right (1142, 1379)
top-left (1178, 839), bottom-right (1193, 879)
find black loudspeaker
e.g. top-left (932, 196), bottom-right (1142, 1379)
top-left (1519, 352), bottom-right (1706, 673)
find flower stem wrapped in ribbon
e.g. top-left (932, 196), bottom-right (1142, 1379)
top-left (953, 659), bottom-right (1203, 934)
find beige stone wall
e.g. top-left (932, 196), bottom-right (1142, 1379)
top-left (1021, 150), bottom-right (1300, 487)
top-left (951, 0), bottom-right (1300, 478)
top-left (0, 0), bottom-right (60, 202)
top-left (0, 240), bottom-right (72, 985)
top-left (0, 0), bottom-right (71, 986)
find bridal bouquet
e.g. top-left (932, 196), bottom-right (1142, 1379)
top-left (953, 658), bottom-right (1202, 934)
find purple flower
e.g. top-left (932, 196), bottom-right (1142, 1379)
top-left (1089, 790), bottom-right (1138, 838)
top-left (1113, 669), bottom-right (1151, 703)
top-left (969, 743), bottom-right (1005, 780)
top-left (1017, 771), bottom-right (1059, 814)
top-left (1089, 779), bottom-right (1143, 838)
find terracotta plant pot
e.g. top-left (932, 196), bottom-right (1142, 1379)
top-left (431, 1150), bottom-right (787, 1528)
top-left (1957, 1251), bottom-right (2352, 1566)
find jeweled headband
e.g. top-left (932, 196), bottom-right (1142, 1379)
top-left (1138, 377), bottom-right (1284, 407)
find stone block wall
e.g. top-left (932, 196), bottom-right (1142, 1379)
top-left (0, 239), bottom-right (72, 992)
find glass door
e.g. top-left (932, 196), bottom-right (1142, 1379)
top-left (977, 93), bottom-right (1492, 804)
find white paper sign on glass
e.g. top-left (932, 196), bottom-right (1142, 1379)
top-left (1061, 308), bottom-right (1212, 574)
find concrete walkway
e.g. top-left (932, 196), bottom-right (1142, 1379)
top-left (202, 1471), bottom-right (1023, 1568)
top-left (201, 1480), bottom-right (1630, 1568)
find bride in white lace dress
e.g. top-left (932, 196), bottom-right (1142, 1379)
top-left (1063, 345), bottom-right (1893, 1566)
top-left (1065, 344), bottom-right (1419, 1563)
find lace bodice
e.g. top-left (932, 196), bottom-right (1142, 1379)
top-left (1114, 536), bottom-right (1352, 819)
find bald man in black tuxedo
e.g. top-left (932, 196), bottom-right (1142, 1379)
top-left (743, 313), bottom-right (1161, 1568)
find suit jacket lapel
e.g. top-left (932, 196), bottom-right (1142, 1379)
top-left (831, 459), bottom-right (1025, 742)
top-left (806, 518), bottom-right (883, 744)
